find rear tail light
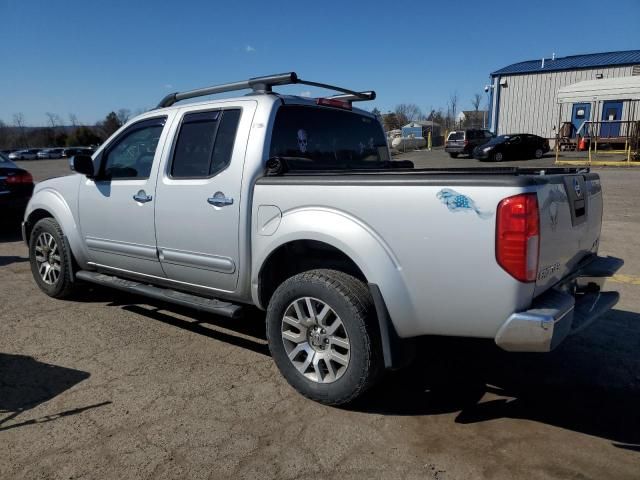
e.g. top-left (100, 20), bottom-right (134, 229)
top-left (496, 193), bottom-right (539, 282)
top-left (316, 98), bottom-right (352, 110)
top-left (464, 140), bottom-right (469, 146)
top-left (5, 171), bottom-right (33, 184)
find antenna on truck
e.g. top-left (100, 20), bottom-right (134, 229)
top-left (156, 72), bottom-right (375, 108)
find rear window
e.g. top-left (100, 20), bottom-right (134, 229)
top-left (448, 131), bottom-right (464, 141)
top-left (269, 106), bottom-right (390, 170)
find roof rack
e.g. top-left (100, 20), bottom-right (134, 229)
top-left (156, 72), bottom-right (376, 108)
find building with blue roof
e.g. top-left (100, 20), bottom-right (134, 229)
top-left (487, 50), bottom-right (640, 141)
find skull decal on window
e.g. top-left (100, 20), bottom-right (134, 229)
top-left (297, 129), bottom-right (308, 153)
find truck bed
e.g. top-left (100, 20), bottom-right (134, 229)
top-left (253, 166), bottom-right (603, 341)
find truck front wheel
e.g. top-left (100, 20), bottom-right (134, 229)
top-left (29, 218), bottom-right (76, 298)
top-left (266, 269), bottom-right (382, 405)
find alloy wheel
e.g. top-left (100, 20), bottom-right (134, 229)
top-left (34, 232), bottom-right (61, 285)
top-left (281, 297), bottom-right (350, 383)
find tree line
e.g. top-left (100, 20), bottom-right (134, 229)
top-left (0, 109), bottom-right (138, 149)
top-left (373, 92), bottom-right (486, 131)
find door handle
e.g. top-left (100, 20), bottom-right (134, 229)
top-left (207, 191), bottom-right (234, 207)
top-left (133, 190), bottom-right (153, 203)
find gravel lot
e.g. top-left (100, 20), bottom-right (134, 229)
top-left (1, 153), bottom-right (639, 479)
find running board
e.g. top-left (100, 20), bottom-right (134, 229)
top-left (75, 270), bottom-right (244, 319)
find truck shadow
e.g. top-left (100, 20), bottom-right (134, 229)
top-left (354, 308), bottom-right (640, 448)
top-left (71, 288), bottom-right (639, 447)
top-left (120, 302), bottom-right (269, 357)
top-left (0, 353), bottom-right (110, 431)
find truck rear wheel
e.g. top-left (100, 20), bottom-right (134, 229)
top-left (266, 269), bottom-right (382, 405)
top-left (29, 218), bottom-right (76, 298)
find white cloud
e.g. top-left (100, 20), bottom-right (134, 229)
top-left (299, 91), bottom-right (312, 97)
top-left (163, 84), bottom-right (173, 89)
top-left (245, 45), bottom-right (256, 53)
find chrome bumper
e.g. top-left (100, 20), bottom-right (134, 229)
top-left (495, 255), bottom-right (623, 352)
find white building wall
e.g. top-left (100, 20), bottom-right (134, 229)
top-left (495, 65), bottom-right (636, 138)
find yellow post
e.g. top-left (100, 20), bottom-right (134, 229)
top-left (427, 131), bottom-right (432, 151)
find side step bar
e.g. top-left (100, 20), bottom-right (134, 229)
top-left (75, 271), bottom-right (244, 319)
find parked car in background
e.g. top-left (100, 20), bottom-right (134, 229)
top-left (0, 152), bottom-right (34, 218)
top-left (37, 148), bottom-right (65, 159)
top-left (62, 147), bottom-right (95, 158)
top-left (473, 134), bottom-right (550, 162)
top-left (9, 149), bottom-right (41, 160)
top-left (445, 129), bottom-right (494, 158)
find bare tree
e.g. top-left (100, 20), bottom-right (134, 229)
top-left (448, 93), bottom-right (458, 128)
top-left (45, 112), bottom-right (62, 129)
top-left (471, 93), bottom-right (482, 111)
top-left (13, 113), bottom-right (27, 146)
top-left (69, 113), bottom-right (79, 127)
top-left (116, 108), bottom-right (131, 125)
top-left (395, 103), bottom-right (422, 125)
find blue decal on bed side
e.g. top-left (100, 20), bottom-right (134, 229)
top-left (436, 188), bottom-right (493, 219)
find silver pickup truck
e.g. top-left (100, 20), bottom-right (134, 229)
top-left (23, 73), bottom-right (622, 405)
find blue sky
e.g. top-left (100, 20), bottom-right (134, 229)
top-left (1, 0), bottom-right (638, 125)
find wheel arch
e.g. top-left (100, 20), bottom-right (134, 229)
top-left (24, 189), bottom-right (88, 266)
top-left (251, 208), bottom-right (415, 339)
top-left (256, 239), bottom-right (367, 310)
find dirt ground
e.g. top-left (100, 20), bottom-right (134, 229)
top-left (1, 154), bottom-right (639, 479)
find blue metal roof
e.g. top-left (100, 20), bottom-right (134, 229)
top-left (491, 50), bottom-right (640, 76)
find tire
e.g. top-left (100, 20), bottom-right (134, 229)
top-left (449, 153), bottom-right (459, 158)
top-left (266, 269), bottom-right (382, 405)
top-left (29, 218), bottom-right (76, 298)
top-left (493, 152), bottom-right (504, 162)
top-left (534, 148), bottom-right (544, 159)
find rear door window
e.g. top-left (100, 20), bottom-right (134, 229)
top-left (170, 109), bottom-right (241, 178)
top-left (269, 106), bottom-right (390, 170)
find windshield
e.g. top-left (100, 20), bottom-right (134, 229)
top-left (269, 105), bottom-right (391, 170)
top-left (0, 153), bottom-right (7, 162)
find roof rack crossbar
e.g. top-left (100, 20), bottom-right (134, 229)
top-left (326, 91), bottom-right (376, 102)
top-left (156, 71), bottom-right (375, 108)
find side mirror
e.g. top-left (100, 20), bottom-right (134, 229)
top-left (70, 154), bottom-right (95, 178)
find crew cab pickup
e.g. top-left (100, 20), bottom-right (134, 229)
top-left (23, 73), bottom-right (622, 405)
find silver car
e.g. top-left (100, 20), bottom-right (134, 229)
top-left (9, 149), bottom-right (40, 160)
top-left (37, 148), bottom-right (65, 159)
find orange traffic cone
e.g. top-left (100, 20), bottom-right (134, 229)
top-left (578, 136), bottom-right (587, 151)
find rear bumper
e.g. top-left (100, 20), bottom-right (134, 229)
top-left (495, 255), bottom-right (623, 352)
top-left (445, 146), bottom-right (466, 153)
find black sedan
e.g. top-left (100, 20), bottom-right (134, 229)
top-left (473, 134), bottom-right (550, 162)
top-left (0, 153), bottom-right (34, 219)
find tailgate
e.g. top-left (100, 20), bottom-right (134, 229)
top-left (534, 172), bottom-right (602, 295)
